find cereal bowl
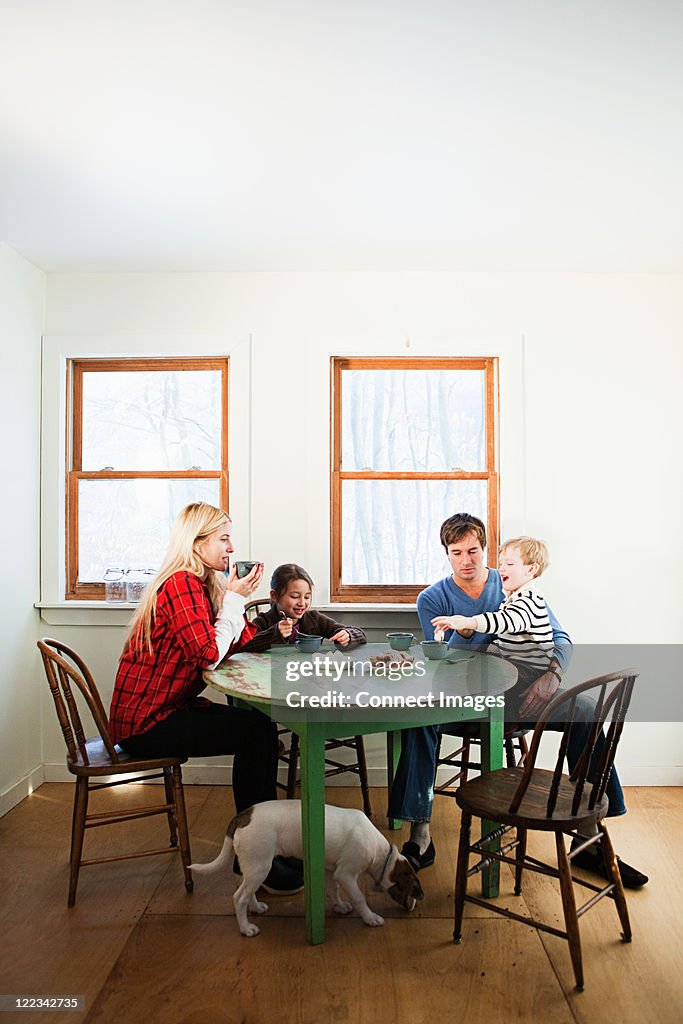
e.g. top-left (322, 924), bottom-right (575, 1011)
top-left (386, 632), bottom-right (416, 651)
top-left (421, 640), bottom-right (450, 660)
top-left (295, 635), bottom-right (323, 653)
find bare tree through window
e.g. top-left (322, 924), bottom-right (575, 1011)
top-left (67, 358), bottom-right (228, 599)
top-left (331, 358), bottom-right (498, 603)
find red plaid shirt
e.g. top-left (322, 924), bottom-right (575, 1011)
top-left (109, 571), bottom-right (256, 745)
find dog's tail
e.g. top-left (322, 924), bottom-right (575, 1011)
top-left (189, 834), bottom-right (234, 877)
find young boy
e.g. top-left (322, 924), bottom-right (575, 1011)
top-left (431, 535), bottom-right (557, 693)
top-left (432, 534), bottom-right (648, 888)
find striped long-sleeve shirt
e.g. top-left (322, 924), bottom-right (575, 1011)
top-left (472, 585), bottom-right (554, 670)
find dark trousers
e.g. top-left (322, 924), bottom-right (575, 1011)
top-left (120, 703), bottom-right (279, 812)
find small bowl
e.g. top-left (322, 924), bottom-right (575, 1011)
top-left (421, 640), bottom-right (450, 660)
top-left (295, 635), bottom-right (323, 653)
top-left (386, 632), bottom-right (416, 651)
top-left (235, 560), bottom-right (259, 578)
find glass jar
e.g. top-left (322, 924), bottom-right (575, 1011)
top-left (125, 567), bottom-right (148, 604)
top-left (103, 567), bottom-right (127, 602)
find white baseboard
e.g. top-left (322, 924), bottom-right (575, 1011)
top-left (40, 762), bottom-right (378, 787)
top-left (0, 765), bottom-right (45, 817)
top-left (434, 765), bottom-right (683, 787)
top-left (612, 766), bottom-right (683, 786)
top-left (30, 761), bottom-right (683, 794)
top-left (42, 763), bottom-right (234, 786)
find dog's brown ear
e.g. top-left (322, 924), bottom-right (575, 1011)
top-left (388, 860), bottom-right (424, 910)
top-left (406, 864), bottom-right (424, 900)
top-left (398, 858), bottom-right (424, 898)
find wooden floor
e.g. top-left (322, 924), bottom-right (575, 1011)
top-left (0, 783), bottom-right (680, 1024)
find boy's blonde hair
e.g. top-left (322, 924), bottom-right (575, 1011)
top-left (500, 536), bottom-right (550, 578)
top-left (124, 501), bottom-right (230, 656)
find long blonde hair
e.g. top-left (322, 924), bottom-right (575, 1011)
top-left (124, 502), bottom-right (230, 656)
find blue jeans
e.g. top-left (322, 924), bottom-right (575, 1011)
top-left (387, 691), bottom-right (627, 822)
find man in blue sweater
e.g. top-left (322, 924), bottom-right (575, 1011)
top-left (387, 513), bottom-right (647, 888)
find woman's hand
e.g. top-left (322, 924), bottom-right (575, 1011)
top-left (278, 617), bottom-right (294, 639)
top-left (224, 563), bottom-right (264, 597)
top-left (330, 629), bottom-right (351, 646)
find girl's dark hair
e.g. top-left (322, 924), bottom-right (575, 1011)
top-left (270, 563), bottom-right (315, 596)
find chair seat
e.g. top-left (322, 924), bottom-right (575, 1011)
top-left (68, 737), bottom-right (186, 775)
top-left (455, 766), bottom-right (609, 830)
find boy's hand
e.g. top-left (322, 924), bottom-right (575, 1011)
top-left (277, 618), bottom-right (294, 639)
top-left (431, 615), bottom-right (457, 632)
top-left (330, 629), bottom-right (351, 646)
top-left (431, 614), bottom-right (476, 634)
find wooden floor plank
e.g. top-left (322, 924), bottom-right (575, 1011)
top-left (494, 793), bottom-right (683, 1021)
top-left (0, 781), bottom-right (210, 1024)
top-left (84, 913), bottom-right (575, 1024)
top-left (0, 783), bottom-right (680, 1024)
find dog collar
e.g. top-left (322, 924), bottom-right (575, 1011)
top-left (373, 840), bottom-right (393, 890)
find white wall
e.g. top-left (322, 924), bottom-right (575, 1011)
top-left (40, 270), bottom-right (683, 785)
top-left (0, 243), bottom-right (45, 813)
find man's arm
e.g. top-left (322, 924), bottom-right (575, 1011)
top-left (417, 588), bottom-right (447, 642)
top-left (546, 602), bottom-right (572, 676)
top-left (517, 602), bottom-right (572, 717)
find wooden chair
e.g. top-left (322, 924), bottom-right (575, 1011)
top-left (244, 600), bottom-right (373, 817)
top-left (38, 637), bottom-right (193, 906)
top-left (452, 671), bottom-right (637, 991)
top-left (434, 722), bottom-right (529, 796)
top-left (280, 731), bottom-right (373, 817)
top-left (244, 597), bottom-right (272, 621)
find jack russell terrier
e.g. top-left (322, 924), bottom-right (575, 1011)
top-left (190, 800), bottom-right (424, 937)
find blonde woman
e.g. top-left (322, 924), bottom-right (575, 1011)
top-left (109, 502), bottom-right (303, 895)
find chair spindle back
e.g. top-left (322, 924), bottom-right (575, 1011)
top-left (38, 637), bottom-right (120, 766)
top-left (508, 671), bottom-right (637, 818)
top-left (244, 598), bottom-right (272, 622)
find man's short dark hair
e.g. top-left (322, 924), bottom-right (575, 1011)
top-left (440, 513), bottom-right (487, 551)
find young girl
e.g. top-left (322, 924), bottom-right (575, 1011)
top-left (109, 502), bottom-right (303, 895)
top-left (242, 563), bottom-right (367, 652)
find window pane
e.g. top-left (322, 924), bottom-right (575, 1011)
top-left (341, 369), bottom-right (486, 472)
top-left (341, 479), bottom-right (488, 585)
top-left (81, 369), bottom-right (223, 471)
top-left (78, 478), bottom-right (220, 582)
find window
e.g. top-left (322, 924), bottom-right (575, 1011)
top-left (66, 357), bottom-right (228, 599)
top-left (330, 357), bottom-right (499, 603)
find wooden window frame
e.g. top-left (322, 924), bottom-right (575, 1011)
top-left (330, 356), bottom-right (499, 604)
top-left (66, 357), bottom-right (229, 600)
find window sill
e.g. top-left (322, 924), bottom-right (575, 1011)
top-left (35, 601), bottom-right (420, 627)
top-left (36, 601), bottom-right (138, 626)
top-left (321, 603), bottom-right (417, 612)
